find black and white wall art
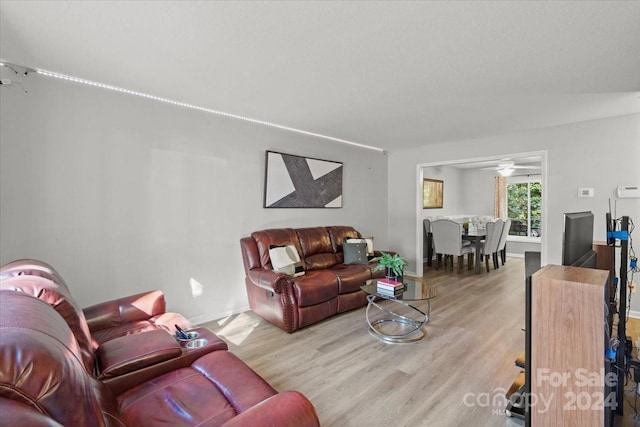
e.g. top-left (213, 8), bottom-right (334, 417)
top-left (264, 151), bottom-right (343, 208)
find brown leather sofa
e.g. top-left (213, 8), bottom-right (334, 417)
top-left (240, 225), bottom-right (387, 333)
top-left (0, 290), bottom-right (320, 426)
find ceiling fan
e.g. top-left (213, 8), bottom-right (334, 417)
top-left (481, 160), bottom-right (541, 177)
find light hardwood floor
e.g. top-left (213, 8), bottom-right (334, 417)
top-left (202, 259), bottom-right (637, 426)
top-left (204, 259), bottom-right (526, 426)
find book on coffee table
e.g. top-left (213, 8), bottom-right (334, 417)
top-left (376, 278), bottom-right (404, 291)
top-left (377, 287), bottom-right (404, 297)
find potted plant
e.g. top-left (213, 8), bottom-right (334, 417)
top-left (371, 252), bottom-right (408, 282)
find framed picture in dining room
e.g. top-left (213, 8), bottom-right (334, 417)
top-left (423, 178), bottom-right (444, 209)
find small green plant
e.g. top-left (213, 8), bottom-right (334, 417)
top-left (371, 252), bottom-right (408, 277)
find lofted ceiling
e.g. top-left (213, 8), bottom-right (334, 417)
top-left (1, 1), bottom-right (639, 152)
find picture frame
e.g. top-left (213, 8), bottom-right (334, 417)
top-left (423, 178), bottom-right (444, 209)
top-left (264, 151), bottom-right (343, 208)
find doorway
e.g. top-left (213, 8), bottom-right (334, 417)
top-left (414, 150), bottom-right (547, 277)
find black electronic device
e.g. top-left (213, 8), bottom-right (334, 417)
top-left (562, 211), bottom-right (595, 267)
top-left (175, 324), bottom-right (190, 340)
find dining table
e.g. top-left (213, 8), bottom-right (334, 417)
top-left (462, 229), bottom-right (486, 274)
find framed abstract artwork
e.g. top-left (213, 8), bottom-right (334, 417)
top-left (423, 178), bottom-right (444, 209)
top-left (264, 151), bottom-right (343, 208)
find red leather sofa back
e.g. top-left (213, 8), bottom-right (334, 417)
top-left (0, 290), bottom-right (122, 426)
top-left (0, 275), bottom-right (97, 373)
top-left (249, 225), bottom-right (363, 272)
top-left (0, 258), bottom-right (70, 290)
top-left (297, 226), bottom-right (339, 270)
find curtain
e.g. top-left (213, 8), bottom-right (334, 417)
top-left (494, 176), bottom-right (507, 219)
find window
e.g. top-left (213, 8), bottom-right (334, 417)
top-left (507, 178), bottom-right (542, 238)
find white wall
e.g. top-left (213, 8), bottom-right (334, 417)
top-left (420, 165), bottom-right (495, 219)
top-left (460, 168), bottom-right (495, 217)
top-left (421, 166), bottom-right (462, 217)
top-left (390, 113), bottom-right (640, 304)
top-left (0, 74), bottom-right (389, 323)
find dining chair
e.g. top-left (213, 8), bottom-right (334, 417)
top-left (497, 219), bottom-right (512, 265)
top-left (423, 218), bottom-right (434, 266)
top-left (480, 219), bottom-right (505, 272)
top-left (431, 219), bottom-right (474, 274)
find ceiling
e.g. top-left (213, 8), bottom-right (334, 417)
top-left (1, 1), bottom-right (639, 152)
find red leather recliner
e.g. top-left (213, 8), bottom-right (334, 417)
top-left (0, 290), bottom-right (321, 426)
top-left (0, 259), bottom-right (195, 347)
top-left (0, 261), bottom-right (229, 394)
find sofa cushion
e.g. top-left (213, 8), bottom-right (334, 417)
top-left (269, 244), bottom-right (305, 277)
top-left (343, 242), bottom-right (368, 264)
top-left (328, 263), bottom-right (372, 294)
top-left (304, 253), bottom-right (340, 270)
top-left (346, 236), bottom-right (374, 257)
top-left (296, 227), bottom-right (333, 257)
top-left (121, 369), bottom-right (237, 425)
top-left (117, 351), bottom-right (278, 426)
top-left (291, 270), bottom-right (338, 307)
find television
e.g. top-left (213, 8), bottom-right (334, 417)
top-left (562, 211), bottom-right (597, 268)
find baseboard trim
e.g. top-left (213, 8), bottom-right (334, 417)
top-left (189, 305), bottom-right (250, 326)
top-left (506, 252), bottom-right (524, 259)
top-left (628, 310), bottom-right (640, 320)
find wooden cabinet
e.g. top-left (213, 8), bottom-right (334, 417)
top-left (593, 241), bottom-right (615, 276)
top-left (531, 265), bottom-right (611, 426)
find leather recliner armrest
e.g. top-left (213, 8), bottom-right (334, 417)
top-left (221, 391), bottom-right (320, 427)
top-left (100, 327), bottom-right (228, 395)
top-left (247, 268), bottom-right (293, 294)
top-left (83, 290), bottom-right (167, 332)
top-left (96, 329), bottom-right (181, 379)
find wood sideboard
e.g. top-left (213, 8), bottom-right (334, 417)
top-left (531, 264), bottom-right (612, 426)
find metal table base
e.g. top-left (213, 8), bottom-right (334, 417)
top-left (365, 294), bottom-right (430, 343)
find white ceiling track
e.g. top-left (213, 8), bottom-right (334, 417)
top-left (0, 60), bottom-right (385, 153)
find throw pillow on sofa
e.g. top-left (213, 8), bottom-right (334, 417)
top-left (346, 237), bottom-right (374, 257)
top-left (343, 242), bottom-right (368, 264)
top-left (269, 245), bottom-right (305, 277)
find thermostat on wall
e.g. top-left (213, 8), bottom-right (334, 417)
top-left (618, 186), bottom-right (640, 198)
top-left (578, 188), bottom-right (594, 198)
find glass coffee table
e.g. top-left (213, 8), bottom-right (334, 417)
top-left (360, 279), bottom-right (437, 343)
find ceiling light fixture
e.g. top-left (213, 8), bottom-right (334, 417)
top-left (1, 61), bottom-right (385, 153)
top-left (498, 167), bottom-right (515, 177)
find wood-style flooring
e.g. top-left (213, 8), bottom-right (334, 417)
top-left (202, 259), bottom-right (638, 426)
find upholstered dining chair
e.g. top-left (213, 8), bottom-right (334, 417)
top-left (431, 219), bottom-right (474, 274)
top-left (423, 218), bottom-right (434, 266)
top-left (497, 219), bottom-right (512, 265)
top-left (480, 219), bottom-right (505, 272)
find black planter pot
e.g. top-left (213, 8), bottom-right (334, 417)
top-left (385, 267), bottom-right (403, 283)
